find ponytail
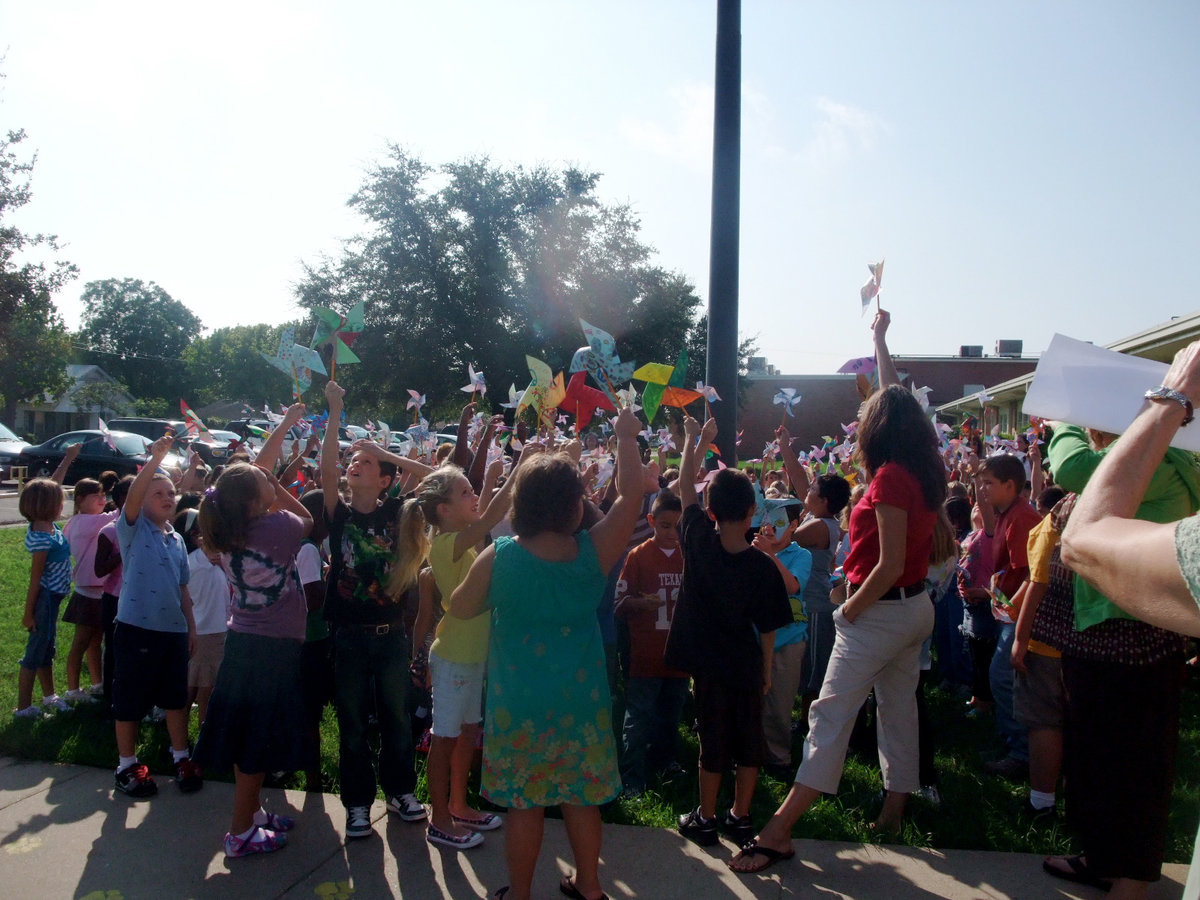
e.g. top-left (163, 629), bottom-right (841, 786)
top-left (387, 497), bottom-right (430, 599)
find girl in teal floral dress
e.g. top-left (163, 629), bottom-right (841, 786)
top-left (451, 407), bottom-right (644, 900)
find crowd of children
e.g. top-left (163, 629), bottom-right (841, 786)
top-left (10, 307), bottom-right (1199, 900)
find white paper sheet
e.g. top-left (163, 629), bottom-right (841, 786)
top-left (1022, 333), bottom-right (1200, 451)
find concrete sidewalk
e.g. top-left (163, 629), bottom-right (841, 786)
top-left (0, 757), bottom-right (1188, 899)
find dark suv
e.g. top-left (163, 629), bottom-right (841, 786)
top-left (107, 418), bottom-right (188, 442)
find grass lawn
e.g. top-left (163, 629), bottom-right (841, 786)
top-left (1, 525), bottom-right (1196, 860)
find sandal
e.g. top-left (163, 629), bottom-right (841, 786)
top-left (728, 839), bottom-right (795, 874)
top-left (1042, 856), bottom-right (1113, 892)
top-left (559, 875), bottom-right (609, 900)
top-left (492, 889), bottom-right (509, 900)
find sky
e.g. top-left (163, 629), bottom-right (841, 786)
top-left (2, 0), bottom-right (1198, 377)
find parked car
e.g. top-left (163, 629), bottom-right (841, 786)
top-left (17, 430), bottom-right (186, 485)
top-left (0, 422), bottom-right (31, 481)
top-left (227, 419), bottom-right (302, 458)
top-left (106, 417), bottom-right (189, 443)
top-left (188, 429), bottom-right (254, 467)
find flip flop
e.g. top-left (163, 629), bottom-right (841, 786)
top-left (559, 876), bottom-right (609, 900)
top-left (1042, 856), bottom-right (1113, 892)
top-left (729, 839), bottom-right (796, 874)
top-left (492, 889), bottom-right (509, 900)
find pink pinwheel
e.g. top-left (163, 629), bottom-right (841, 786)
top-left (656, 428), bottom-right (677, 452)
top-left (406, 389), bottom-right (426, 424)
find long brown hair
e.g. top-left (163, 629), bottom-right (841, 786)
top-left (198, 463), bottom-right (262, 553)
top-left (855, 385), bottom-right (946, 511)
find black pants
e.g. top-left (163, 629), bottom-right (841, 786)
top-left (967, 635), bottom-right (997, 702)
top-left (1062, 654), bottom-right (1185, 883)
top-left (101, 593), bottom-right (119, 711)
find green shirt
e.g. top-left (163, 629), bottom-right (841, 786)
top-left (1047, 424), bottom-right (1200, 630)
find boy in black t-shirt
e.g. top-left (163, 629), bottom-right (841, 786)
top-left (665, 416), bottom-right (791, 846)
top-left (322, 380), bottom-right (434, 840)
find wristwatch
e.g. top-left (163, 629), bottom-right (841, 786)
top-left (1144, 385), bottom-right (1194, 426)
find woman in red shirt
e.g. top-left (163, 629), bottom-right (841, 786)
top-left (732, 313), bottom-right (946, 874)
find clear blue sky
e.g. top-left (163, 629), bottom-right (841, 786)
top-left (3, 0), bottom-right (1197, 376)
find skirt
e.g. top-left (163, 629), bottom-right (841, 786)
top-left (194, 631), bottom-right (315, 775)
top-left (63, 591), bottom-right (103, 627)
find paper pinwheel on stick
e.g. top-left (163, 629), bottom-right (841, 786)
top-left (695, 382), bottom-right (721, 421)
top-left (561, 371), bottom-right (615, 432)
top-left (773, 387), bottom-right (802, 427)
top-left (634, 349), bottom-right (703, 425)
top-left (406, 389), bottom-right (426, 425)
top-left (570, 319), bottom-right (636, 406)
top-left (310, 301), bottom-right (364, 382)
top-left (859, 258), bottom-right (885, 315)
top-left (516, 356), bottom-right (566, 430)
top-left (261, 327), bottom-right (327, 398)
top-left (499, 383), bottom-right (524, 411)
top-left (461, 364), bottom-right (487, 402)
top-left (180, 400), bottom-right (214, 442)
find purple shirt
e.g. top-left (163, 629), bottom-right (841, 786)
top-left (220, 510), bottom-right (306, 641)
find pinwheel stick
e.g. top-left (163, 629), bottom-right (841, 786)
top-left (704, 397), bottom-right (712, 421)
top-left (600, 370), bottom-right (625, 409)
top-left (780, 407), bottom-right (790, 430)
top-left (291, 362), bottom-right (301, 401)
top-left (331, 356), bottom-right (337, 384)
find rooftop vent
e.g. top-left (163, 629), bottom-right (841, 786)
top-left (995, 340), bottom-right (1023, 357)
top-left (959, 345), bottom-right (983, 358)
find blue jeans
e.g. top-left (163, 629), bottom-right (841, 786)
top-left (620, 676), bottom-right (689, 791)
top-left (933, 584), bottom-right (971, 687)
top-left (989, 623), bottom-right (1029, 762)
top-left (333, 625), bottom-right (416, 807)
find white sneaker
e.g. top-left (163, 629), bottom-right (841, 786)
top-left (386, 793), bottom-right (427, 822)
top-left (62, 689), bottom-right (97, 704)
top-left (42, 695), bottom-right (73, 713)
top-left (345, 805), bottom-right (373, 839)
top-left (86, 683), bottom-right (105, 697)
top-left (13, 706), bottom-right (43, 720)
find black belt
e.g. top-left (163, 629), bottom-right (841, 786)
top-left (337, 622), bottom-right (399, 635)
top-left (847, 580), bottom-right (926, 601)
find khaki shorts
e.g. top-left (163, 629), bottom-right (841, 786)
top-left (188, 632), bottom-right (226, 689)
top-left (1013, 650), bottom-right (1064, 730)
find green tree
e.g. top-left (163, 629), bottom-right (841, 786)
top-left (184, 321), bottom-right (301, 408)
top-left (296, 149), bottom-right (701, 423)
top-left (684, 314), bottom-right (759, 414)
top-left (76, 278), bottom-right (203, 408)
top-left (0, 127), bottom-right (76, 424)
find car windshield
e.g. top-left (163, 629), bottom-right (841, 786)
top-left (0, 423), bottom-right (19, 441)
top-left (208, 430), bottom-right (239, 442)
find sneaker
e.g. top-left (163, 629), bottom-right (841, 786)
top-left (62, 688), bottom-right (97, 704)
top-left (658, 761), bottom-right (685, 782)
top-left (426, 823), bottom-right (484, 850)
top-left (678, 807), bottom-right (718, 846)
top-left (174, 757), bottom-right (204, 793)
top-left (143, 706), bottom-right (167, 724)
top-left (258, 810), bottom-right (296, 832)
top-left (983, 755), bottom-right (1028, 779)
top-left (86, 683), bottom-right (105, 697)
top-left (386, 793), bottom-right (427, 822)
top-left (452, 811), bottom-right (502, 831)
top-left (115, 763), bottom-right (158, 798)
top-left (12, 705), bottom-right (43, 720)
top-left (720, 810), bottom-right (755, 846)
top-left (224, 825), bottom-right (287, 858)
top-left (345, 805), bottom-right (373, 839)
top-left (42, 695), bottom-right (73, 713)
top-left (1022, 801), bottom-right (1058, 824)
top-left (618, 786), bottom-right (644, 802)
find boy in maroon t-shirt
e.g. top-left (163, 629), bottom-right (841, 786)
top-left (614, 492), bottom-right (688, 798)
top-left (979, 453), bottom-right (1043, 777)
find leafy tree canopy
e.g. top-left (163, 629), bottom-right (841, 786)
top-left (296, 148), bottom-right (702, 424)
top-left (76, 278), bottom-right (203, 410)
top-left (0, 126), bottom-right (75, 424)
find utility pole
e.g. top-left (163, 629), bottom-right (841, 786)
top-left (705, 0), bottom-right (741, 463)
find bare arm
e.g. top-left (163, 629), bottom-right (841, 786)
top-left (321, 381), bottom-right (345, 519)
top-left (51, 443), bottom-right (82, 485)
top-left (466, 415), bottom-right (502, 492)
top-left (451, 402), bottom-right (476, 471)
top-left (125, 435), bottom-right (173, 525)
top-left (95, 531), bottom-right (120, 577)
top-left (1010, 580), bottom-right (1046, 673)
top-left (872, 308), bottom-right (901, 390)
top-left (677, 415), bottom-right (716, 511)
top-left (350, 439), bottom-right (434, 481)
top-left (412, 567), bottom-right (437, 657)
top-left (259, 465), bottom-right (313, 538)
top-left (23, 551), bottom-right (47, 630)
top-left (774, 425), bottom-right (810, 498)
top-left (257, 403), bottom-right (306, 474)
top-left (449, 543), bottom-right (496, 619)
top-left (180, 583), bottom-right (197, 656)
top-left (590, 408), bottom-right (651, 574)
top-left (760, 630), bottom-right (775, 696)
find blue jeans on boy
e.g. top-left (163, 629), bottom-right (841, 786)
top-left (989, 623), bottom-right (1029, 762)
top-left (620, 676), bottom-right (689, 792)
top-left (333, 625), bottom-right (416, 808)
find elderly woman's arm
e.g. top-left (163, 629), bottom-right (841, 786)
top-left (1061, 341), bottom-right (1200, 637)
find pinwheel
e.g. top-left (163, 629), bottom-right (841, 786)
top-left (406, 389), bottom-right (426, 425)
top-left (97, 417), bottom-right (118, 451)
top-left (516, 356), bottom-right (565, 430)
top-left (461, 364), bottom-right (487, 402)
top-left (569, 319), bottom-right (636, 406)
top-left (911, 384), bottom-right (933, 413)
top-left (375, 421), bottom-right (391, 448)
top-left (499, 383), bottom-right (524, 410)
top-left (695, 381), bottom-right (721, 420)
top-left (773, 387), bottom-right (801, 427)
top-left (752, 482), bottom-right (803, 530)
top-left (633, 349), bottom-right (702, 425)
top-left (561, 371), bottom-right (615, 432)
top-left (615, 385), bottom-right (641, 415)
top-left (310, 301), bottom-right (364, 381)
top-left (179, 400), bottom-right (214, 442)
top-left (655, 428), bottom-right (676, 453)
top-left (859, 258), bottom-right (884, 315)
top-left (261, 326), bottom-right (327, 399)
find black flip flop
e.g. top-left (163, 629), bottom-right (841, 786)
top-left (559, 876), bottom-right (609, 900)
top-left (729, 839), bottom-right (796, 874)
top-left (1042, 856), bottom-right (1113, 892)
top-left (493, 888), bottom-right (509, 900)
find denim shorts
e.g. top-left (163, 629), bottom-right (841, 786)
top-left (429, 652), bottom-right (484, 738)
top-left (20, 588), bottom-right (66, 669)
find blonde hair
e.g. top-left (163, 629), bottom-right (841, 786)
top-left (387, 465), bottom-right (466, 599)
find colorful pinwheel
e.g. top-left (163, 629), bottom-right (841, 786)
top-left (461, 364), bottom-right (487, 401)
top-left (569, 319), bottom-right (636, 406)
top-left (561, 371), bottom-right (615, 432)
top-left (310, 301), bottom-right (364, 381)
top-left (261, 326), bottom-right (327, 398)
top-left (633, 349), bottom-right (703, 425)
top-left (499, 383), bottom-right (524, 410)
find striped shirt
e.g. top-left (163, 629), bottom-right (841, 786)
top-left (25, 525), bottom-right (72, 595)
